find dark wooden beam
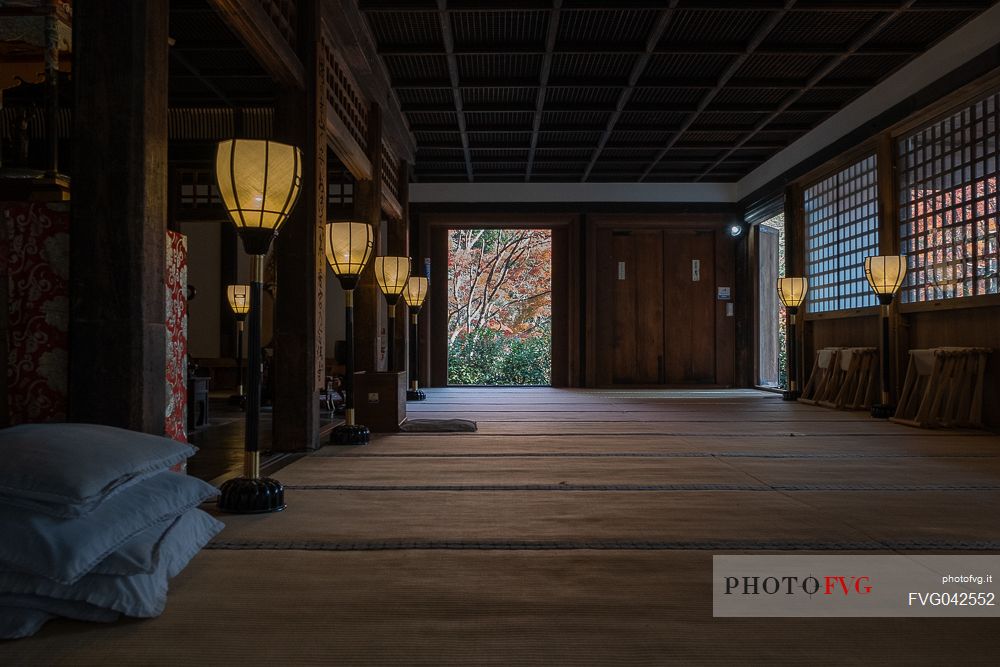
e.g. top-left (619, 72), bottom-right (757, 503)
top-left (69, 0), bottom-right (169, 433)
top-left (639, 1), bottom-right (796, 182)
top-left (378, 46), bottom-right (920, 57)
top-left (353, 103), bottom-right (385, 373)
top-left (272, 0), bottom-right (325, 451)
top-left (323, 0), bottom-right (416, 164)
top-left (389, 160), bottom-right (410, 370)
top-left (696, 0), bottom-right (919, 181)
top-left (361, 0), bottom-right (986, 10)
top-left (581, 2), bottom-right (679, 181)
top-left (437, 0), bottom-right (473, 181)
top-left (391, 78), bottom-right (875, 90)
top-left (525, 0), bottom-right (562, 181)
top-left (205, 0), bottom-right (305, 90)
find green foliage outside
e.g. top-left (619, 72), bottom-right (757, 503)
top-left (447, 228), bottom-right (552, 386)
top-left (448, 325), bottom-right (551, 386)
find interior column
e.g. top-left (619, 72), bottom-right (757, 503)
top-left (353, 103), bottom-right (384, 373)
top-left (272, 0), bottom-right (325, 451)
top-left (68, 0), bottom-right (169, 433)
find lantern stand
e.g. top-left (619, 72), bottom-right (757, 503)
top-left (864, 256), bottom-right (907, 419)
top-left (776, 277), bottom-right (808, 401)
top-left (403, 276), bottom-right (429, 401)
top-left (226, 284), bottom-right (250, 408)
top-left (326, 222), bottom-right (375, 446)
top-left (215, 139), bottom-right (302, 514)
top-left (374, 256), bottom-right (411, 373)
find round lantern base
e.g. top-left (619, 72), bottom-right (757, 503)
top-left (406, 388), bottom-right (427, 402)
top-left (331, 423), bottom-right (371, 446)
top-left (217, 476), bottom-right (286, 514)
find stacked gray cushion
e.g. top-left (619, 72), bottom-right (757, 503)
top-left (0, 424), bottom-right (224, 639)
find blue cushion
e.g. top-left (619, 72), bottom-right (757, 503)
top-left (0, 472), bottom-right (219, 585)
top-left (0, 594), bottom-right (119, 624)
top-left (0, 508), bottom-right (223, 620)
top-left (0, 606), bottom-right (53, 640)
top-left (0, 423), bottom-right (196, 518)
top-left (89, 514), bottom-right (176, 577)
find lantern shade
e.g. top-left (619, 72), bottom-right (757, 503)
top-left (403, 276), bottom-right (429, 311)
top-left (375, 256), bottom-right (412, 306)
top-left (864, 255), bottom-right (907, 303)
top-left (776, 277), bottom-right (808, 310)
top-left (325, 222), bottom-right (374, 291)
top-left (226, 284), bottom-right (251, 317)
top-left (215, 139), bottom-right (302, 255)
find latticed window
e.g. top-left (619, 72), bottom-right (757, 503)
top-left (177, 169), bottom-right (221, 208)
top-left (804, 154), bottom-right (880, 313)
top-left (897, 91), bottom-right (999, 303)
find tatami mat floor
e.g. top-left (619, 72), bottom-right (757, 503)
top-left (4, 388), bottom-right (1000, 665)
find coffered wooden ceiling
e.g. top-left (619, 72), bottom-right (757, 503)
top-left (361, 0), bottom-right (998, 182)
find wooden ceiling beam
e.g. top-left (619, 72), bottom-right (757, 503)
top-left (361, 0), bottom-right (985, 11)
top-left (391, 78), bottom-right (875, 89)
top-left (525, 0), bottom-right (562, 181)
top-left (581, 2), bottom-right (680, 182)
top-left (205, 0), bottom-right (305, 90)
top-left (437, 0), bottom-right (474, 181)
top-left (378, 46), bottom-right (920, 57)
top-left (695, 0), bottom-right (918, 181)
top-left (639, 1), bottom-right (795, 182)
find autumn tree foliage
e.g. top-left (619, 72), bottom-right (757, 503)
top-left (448, 228), bottom-right (552, 385)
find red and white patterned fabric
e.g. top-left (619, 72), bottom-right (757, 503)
top-left (165, 230), bottom-right (188, 443)
top-left (1, 201), bottom-right (70, 424)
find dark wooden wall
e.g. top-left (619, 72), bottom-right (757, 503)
top-left (780, 69), bottom-right (1000, 429)
top-left (414, 206), bottom-right (743, 389)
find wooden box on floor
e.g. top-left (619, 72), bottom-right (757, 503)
top-left (354, 371), bottom-right (407, 432)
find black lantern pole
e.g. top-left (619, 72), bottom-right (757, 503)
top-left (864, 256), bottom-right (907, 419)
top-left (776, 277), bottom-right (808, 401)
top-left (374, 256), bottom-right (411, 372)
top-left (226, 284), bottom-right (250, 406)
top-left (215, 139), bottom-right (302, 514)
top-left (326, 222), bottom-right (375, 446)
top-left (403, 276), bottom-right (429, 401)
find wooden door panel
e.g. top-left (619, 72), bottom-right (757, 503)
top-left (611, 233), bottom-right (636, 383)
top-left (610, 230), bottom-right (663, 384)
top-left (663, 231), bottom-right (716, 384)
top-left (634, 231), bottom-right (665, 383)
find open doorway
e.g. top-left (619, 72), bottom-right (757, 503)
top-left (447, 228), bottom-right (552, 386)
top-left (757, 213), bottom-right (786, 389)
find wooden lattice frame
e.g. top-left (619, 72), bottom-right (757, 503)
top-left (897, 89), bottom-right (1000, 303)
top-left (803, 153), bottom-right (880, 313)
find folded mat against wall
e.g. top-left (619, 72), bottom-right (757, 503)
top-left (0, 424), bottom-right (222, 639)
top-left (399, 419), bottom-right (478, 433)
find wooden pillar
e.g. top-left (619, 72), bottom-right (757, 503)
top-left (353, 103), bottom-right (384, 373)
top-left (733, 218), bottom-right (753, 388)
top-left (784, 183), bottom-right (810, 392)
top-left (876, 132), bottom-right (905, 398)
top-left (272, 0), bottom-right (325, 451)
top-left (219, 223), bottom-right (239, 361)
top-left (69, 0), bottom-right (169, 433)
top-left (389, 160), bottom-right (410, 372)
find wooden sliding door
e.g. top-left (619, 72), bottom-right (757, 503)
top-left (597, 227), bottom-right (717, 386)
